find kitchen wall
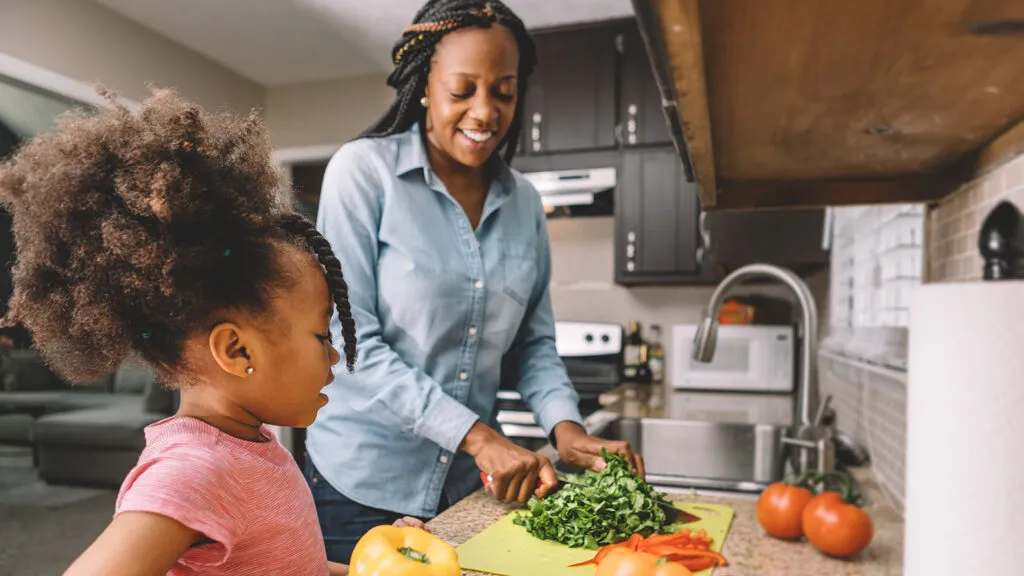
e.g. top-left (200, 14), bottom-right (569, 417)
top-left (0, 0), bottom-right (264, 112)
top-left (548, 217), bottom-right (831, 376)
top-left (265, 74), bottom-right (392, 149)
top-left (926, 153), bottom-right (1024, 282)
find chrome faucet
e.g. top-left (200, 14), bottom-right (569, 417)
top-left (693, 263), bottom-right (833, 475)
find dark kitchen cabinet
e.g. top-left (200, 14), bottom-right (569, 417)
top-left (620, 25), bottom-right (672, 147)
top-left (705, 209), bottom-right (830, 274)
top-left (615, 148), bottom-right (715, 285)
top-left (524, 25), bottom-right (619, 154)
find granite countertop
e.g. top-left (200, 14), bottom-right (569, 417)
top-left (428, 466), bottom-right (904, 575)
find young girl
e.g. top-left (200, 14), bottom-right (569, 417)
top-left (0, 89), bottom-right (425, 575)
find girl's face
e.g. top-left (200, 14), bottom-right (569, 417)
top-left (423, 24), bottom-right (520, 169)
top-left (231, 248), bottom-right (341, 428)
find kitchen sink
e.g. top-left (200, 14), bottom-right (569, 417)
top-left (558, 417), bottom-right (789, 494)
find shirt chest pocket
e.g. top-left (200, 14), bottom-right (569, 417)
top-left (500, 243), bottom-right (539, 307)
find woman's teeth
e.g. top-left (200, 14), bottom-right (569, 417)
top-left (461, 129), bottom-right (492, 143)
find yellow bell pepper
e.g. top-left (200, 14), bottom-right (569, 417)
top-left (349, 525), bottom-right (460, 576)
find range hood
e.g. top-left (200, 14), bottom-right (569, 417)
top-left (522, 167), bottom-right (616, 208)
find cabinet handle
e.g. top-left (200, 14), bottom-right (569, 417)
top-left (627, 104), bottom-right (638, 145)
top-left (531, 112), bottom-right (542, 152)
top-left (626, 229), bottom-right (638, 273)
top-left (697, 211), bottom-right (711, 262)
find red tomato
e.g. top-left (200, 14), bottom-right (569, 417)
top-left (801, 492), bottom-right (873, 557)
top-left (756, 482), bottom-right (815, 539)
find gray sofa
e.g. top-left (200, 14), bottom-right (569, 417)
top-left (0, 351), bottom-right (177, 488)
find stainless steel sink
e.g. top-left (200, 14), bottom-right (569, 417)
top-left (560, 417), bottom-right (788, 494)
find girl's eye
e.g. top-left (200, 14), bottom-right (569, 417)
top-left (450, 92), bottom-right (472, 100)
top-left (317, 332), bottom-right (333, 345)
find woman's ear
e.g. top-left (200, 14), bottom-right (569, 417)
top-left (208, 322), bottom-right (253, 378)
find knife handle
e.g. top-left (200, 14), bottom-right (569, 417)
top-left (480, 471), bottom-right (544, 490)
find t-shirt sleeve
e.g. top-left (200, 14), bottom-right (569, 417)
top-left (115, 447), bottom-right (248, 567)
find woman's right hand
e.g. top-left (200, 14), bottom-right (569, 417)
top-left (461, 422), bottom-right (558, 504)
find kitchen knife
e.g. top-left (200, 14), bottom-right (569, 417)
top-left (479, 471), bottom-right (586, 490)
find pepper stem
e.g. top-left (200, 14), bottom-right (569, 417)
top-left (398, 547), bottom-right (432, 565)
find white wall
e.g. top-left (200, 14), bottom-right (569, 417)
top-left (0, 0), bottom-right (264, 112)
top-left (266, 74), bottom-right (392, 149)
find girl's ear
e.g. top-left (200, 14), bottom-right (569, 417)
top-left (208, 322), bottom-right (253, 378)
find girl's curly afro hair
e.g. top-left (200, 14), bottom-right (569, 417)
top-left (0, 88), bottom-right (356, 384)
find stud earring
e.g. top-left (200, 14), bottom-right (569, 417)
top-left (420, 96), bottom-right (429, 108)
top-left (246, 367), bottom-right (254, 375)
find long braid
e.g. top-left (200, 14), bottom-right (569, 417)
top-left (359, 0), bottom-right (537, 165)
top-left (277, 213), bottom-right (357, 372)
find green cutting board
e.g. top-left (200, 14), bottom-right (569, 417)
top-left (456, 502), bottom-right (735, 576)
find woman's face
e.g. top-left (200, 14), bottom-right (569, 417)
top-left (423, 24), bottom-right (520, 169)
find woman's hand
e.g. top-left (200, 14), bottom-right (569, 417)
top-left (552, 422), bottom-right (646, 478)
top-left (393, 516), bottom-right (430, 531)
top-left (461, 422), bottom-right (558, 503)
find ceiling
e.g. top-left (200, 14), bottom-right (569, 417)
top-left (93, 0), bottom-right (636, 86)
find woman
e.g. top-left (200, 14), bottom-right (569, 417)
top-left (306, 0), bottom-right (643, 563)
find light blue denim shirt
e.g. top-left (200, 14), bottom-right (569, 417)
top-left (305, 124), bottom-right (583, 518)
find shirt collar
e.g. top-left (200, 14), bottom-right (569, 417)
top-left (395, 122), bottom-right (516, 197)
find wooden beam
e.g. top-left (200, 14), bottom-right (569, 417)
top-left (710, 174), bottom-right (961, 211)
top-left (652, 0), bottom-right (717, 207)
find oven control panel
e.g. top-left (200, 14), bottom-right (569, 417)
top-left (554, 321), bottom-right (623, 357)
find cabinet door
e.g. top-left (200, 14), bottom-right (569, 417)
top-left (524, 26), bottom-right (618, 154)
top-left (705, 208), bottom-right (830, 272)
top-left (616, 149), bottom-right (702, 284)
top-left (620, 25), bottom-right (672, 147)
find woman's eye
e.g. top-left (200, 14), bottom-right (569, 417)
top-left (450, 92), bottom-right (472, 100)
top-left (317, 332), bottom-right (333, 345)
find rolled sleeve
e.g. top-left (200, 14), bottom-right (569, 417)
top-left (415, 392), bottom-right (481, 454)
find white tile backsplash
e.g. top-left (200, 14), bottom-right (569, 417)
top-left (927, 153), bottom-right (1024, 282)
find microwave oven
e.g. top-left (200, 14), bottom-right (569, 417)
top-left (670, 323), bottom-right (795, 392)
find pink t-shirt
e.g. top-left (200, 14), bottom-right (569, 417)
top-left (115, 417), bottom-right (329, 576)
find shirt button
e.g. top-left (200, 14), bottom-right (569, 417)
top-left (474, 280), bottom-right (484, 289)
top-left (469, 326), bottom-right (478, 336)
top-left (459, 371), bottom-right (468, 381)
top-left (439, 455), bottom-right (449, 464)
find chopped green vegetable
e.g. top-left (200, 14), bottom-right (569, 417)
top-left (512, 449), bottom-right (675, 549)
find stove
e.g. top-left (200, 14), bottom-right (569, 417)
top-left (496, 321), bottom-right (623, 450)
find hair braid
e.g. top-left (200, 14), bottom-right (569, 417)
top-left (359, 0), bottom-right (536, 166)
top-left (276, 213), bottom-right (357, 372)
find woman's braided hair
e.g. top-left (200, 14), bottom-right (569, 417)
top-left (0, 88), bottom-right (356, 383)
top-left (360, 0), bottom-right (537, 165)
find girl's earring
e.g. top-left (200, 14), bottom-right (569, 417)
top-left (420, 96), bottom-right (429, 108)
top-left (246, 367), bottom-right (254, 375)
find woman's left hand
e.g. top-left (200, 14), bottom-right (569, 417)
top-left (552, 422), bottom-right (646, 479)
top-left (393, 516), bottom-right (430, 532)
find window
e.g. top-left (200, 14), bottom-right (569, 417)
top-left (828, 204), bottom-right (926, 329)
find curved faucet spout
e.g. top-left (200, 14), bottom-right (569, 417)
top-left (692, 264), bottom-right (819, 429)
